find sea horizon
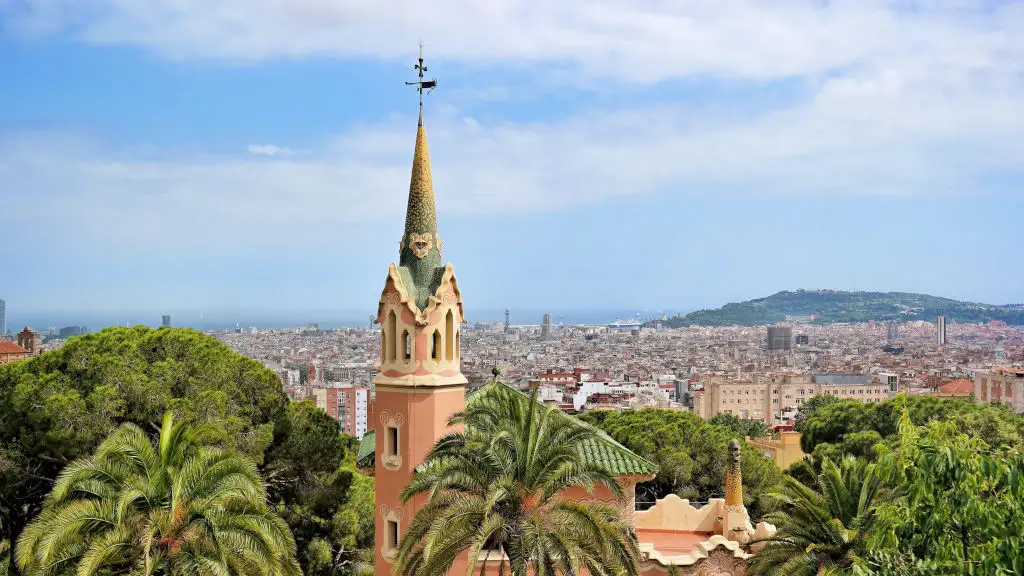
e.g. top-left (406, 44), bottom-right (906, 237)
top-left (4, 308), bottom-right (689, 333)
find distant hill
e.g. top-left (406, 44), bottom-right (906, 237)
top-left (655, 290), bottom-right (1024, 327)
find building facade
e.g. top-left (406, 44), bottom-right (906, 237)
top-left (698, 372), bottom-right (897, 424)
top-left (974, 366), bottom-right (1024, 413)
top-left (313, 385), bottom-right (372, 439)
top-left (0, 340), bottom-right (29, 365)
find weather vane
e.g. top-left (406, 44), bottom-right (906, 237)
top-left (405, 40), bottom-right (437, 109)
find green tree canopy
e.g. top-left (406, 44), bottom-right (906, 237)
top-left (708, 412), bottom-right (771, 439)
top-left (859, 408), bottom-right (1024, 575)
top-left (792, 393), bottom-right (841, 432)
top-left (16, 413), bottom-right (300, 576)
top-left (267, 402), bottom-right (375, 576)
top-left (0, 327), bottom-right (372, 576)
top-left (578, 408), bottom-right (782, 516)
top-left (800, 395), bottom-right (1024, 457)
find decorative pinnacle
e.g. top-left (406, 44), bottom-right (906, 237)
top-left (405, 40), bottom-right (438, 110)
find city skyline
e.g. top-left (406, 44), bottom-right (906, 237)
top-left (3, 1), bottom-right (1024, 312)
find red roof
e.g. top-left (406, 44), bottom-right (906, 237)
top-left (939, 379), bottom-right (974, 396)
top-left (0, 341), bottom-right (28, 354)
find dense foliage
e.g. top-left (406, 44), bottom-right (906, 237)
top-left (753, 399), bottom-right (1024, 576)
top-left (0, 327), bottom-right (373, 576)
top-left (656, 290), bottom-right (1024, 327)
top-left (16, 413), bottom-right (300, 576)
top-left (860, 412), bottom-right (1024, 575)
top-left (708, 412), bottom-right (771, 439)
top-left (396, 384), bottom-right (640, 576)
top-left (798, 395), bottom-right (1024, 462)
top-left (267, 403), bottom-right (374, 576)
top-left (579, 409), bottom-right (782, 515)
top-left (751, 456), bottom-right (883, 575)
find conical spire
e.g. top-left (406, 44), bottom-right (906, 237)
top-left (401, 110), bottom-right (438, 257)
top-left (398, 111), bottom-right (443, 310)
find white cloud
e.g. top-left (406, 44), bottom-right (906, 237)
top-left (3, 59), bottom-right (1022, 253)
top-left (247, 144), bottom-right (295, 157)
top-left (2, 0), bottom-right (1021, 84)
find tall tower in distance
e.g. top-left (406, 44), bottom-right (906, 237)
top-left (373, 49), bottom-right (467, 576)
top-left (936, 315), bottom-right (947, 346)
top-left (542, 312), bottom-right (552, 338)
top-left (162, 314), bottom-right (171, 327)
top-left (504, 308), bottom-right (511, 333)
top-left (0, 298), bottom-right (6, 337)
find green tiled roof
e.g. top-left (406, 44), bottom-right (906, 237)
top-left (577, 423), bottom-right (658, 476)
top-left (359, 382), bottom-right (657, 477)
top-left (356, 430), bottom-right (376, 469)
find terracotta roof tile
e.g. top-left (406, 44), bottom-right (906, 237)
top-left (0, 341), bottom-right (27, 354)
top-left (939, 379), bottom-right (974, 396)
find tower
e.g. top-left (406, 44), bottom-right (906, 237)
top-left (373, 52), bottom-right (466, 576)
top-left (162, 314), bottom-right (171, 327)
top-left (542, 312), bottom-right (552, 338)
top-left (936, 316), bottom-right (947, 346)
top-left (0, 298), bottom-right (6, 336)
top-left (17, 327), bottom-right (38, 355)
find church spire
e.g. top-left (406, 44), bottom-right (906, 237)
top-left (399, 46), bottom-right (443, 310)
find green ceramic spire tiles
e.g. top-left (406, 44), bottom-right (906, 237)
top-left (399, 111), bottom-right (445, 310)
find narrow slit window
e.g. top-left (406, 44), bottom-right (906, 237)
top-left (387, 426), bottom-right (399, 457)
top-left (432, 330), bottom-right (442, 361)
top-left (455, 330), bottom-right (460, 360)
top-left (387, 312), bottom-right (397, 362)
top-left (403, 330), bottom-right (411, 360)
top-left (445, 311), bottom-right (454, 361)
top-left (387, 520), bottom-right (399, 550)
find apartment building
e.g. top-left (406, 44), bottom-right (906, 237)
top-left (974, 366), bottom-right (1024, 413)
top-left (313, 384), bottom-right (372, 439)
top-left (697, 372), bottom-right (898, 424)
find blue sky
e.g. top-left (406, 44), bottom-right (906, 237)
top-left (2, 0), bottom-right (1023, 320)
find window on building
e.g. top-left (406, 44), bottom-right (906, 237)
top-left (387, 312), bottom-right (397, 363)
top-left (402, 330), bottom-right (411, 361)
top-left (445, 311), bottom-right (455, 361)
top-left (387, 426), bottom-right (399, 457)
top-left (432, 330), bottom-right (441, 361)
top-left (455, 331), bottom-right (460, 360)
top-left (386, 520), bottom-right (399, 551)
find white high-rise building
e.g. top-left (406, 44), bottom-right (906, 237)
top-left (936, 316), bottom-right (947, 346)
top-left (0, 298), bottom-right (6, 336)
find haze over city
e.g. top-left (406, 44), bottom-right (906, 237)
top-left (3, 1), bottom-right (1023, 317)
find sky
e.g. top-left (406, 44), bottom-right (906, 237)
top-left (1, 0), bottom-right (1023, 322)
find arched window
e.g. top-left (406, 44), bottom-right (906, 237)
top-left (386, 311), bottom-right (397, 363)
top-left (445, 310), bottom-right (454, 361)
top-left (455, 330), bottom-right (460, 361)
top-left (432, 330), bottom-right (442, 361)
top-left (403, 330), bottom-right (411, 361)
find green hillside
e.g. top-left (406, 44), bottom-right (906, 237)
top-left (658, 290), bottom-right (1024, 327)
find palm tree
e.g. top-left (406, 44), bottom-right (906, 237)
top-left (16, 412), bottom-right (300, 576)
top-left (395, 383), bottom-right (640, 576)
top-left (748, 455), bottom-right (883, 576)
